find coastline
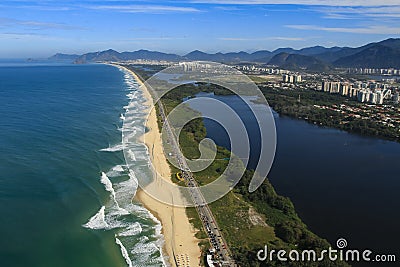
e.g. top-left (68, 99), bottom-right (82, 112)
top-left (114, 64), bottom-right (201, 267)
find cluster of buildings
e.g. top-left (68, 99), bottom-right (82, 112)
top-left (320, 81), bottom-right (393, 104)
top-left (236, 65), bottom-right (289, 75)
top-left (282, 74), bottom-right (302, 83)
top-left (347, 68), bottom-right (400, 76)
top-left (179, 61), bottom-right (215, 72)
top-left (357, 90), bottom-right (389, 104)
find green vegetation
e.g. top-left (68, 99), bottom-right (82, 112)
top-left (259, 86), bottom-right (400, 142)
top-left (248, 75), bottom-right (270, 84)
top-left (126, 64), bottom-right (349, 266)
top-left (161, 88), bottom-right (347, 266)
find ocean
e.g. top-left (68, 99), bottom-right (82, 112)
top-left (0, 63), bottom-right (166, 267)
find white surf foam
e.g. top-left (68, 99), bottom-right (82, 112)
top-left (101, 172), bottom-right (118, 206)
top-left (83, 206), bottom-right (109, 229)
top-left (127, 149), bottom-right (137, 161)
top-left (127, 92), bottom-right (138, 100)
top-left (118, 222), bottom-right (142, 237)
top-left (106, 164), bottom-right (126, 178)
top-left (132, 242), bottom-right (158, 255)
top-left (116, 237), bottom-right (133, 267)
top-left (114, 172), bottom-right (138, 209)
top-left (83, 65), bottom-right (167, 267)
top-left (100, 144), bottom-right (125, 152)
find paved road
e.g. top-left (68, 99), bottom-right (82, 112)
top-left (157, 100), bottom-right (235, 266)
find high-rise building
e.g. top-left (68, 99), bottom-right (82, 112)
top-left (294, 75), bottom-right (302, 83)
top-left (357, 90), bottom-right (368, 102)
top-left (283, 74), bottom-right (302, 84)
top-left (376, 91), bottom-right (384, 105)
top-left (322, 81), bottom-right (330, 92)
top-left (340, 84), bottom-right (349, 96)
top-left (394, 92), bottom-right (399, 104)
top-left (369, 92), bottom-right (378, 104)
top-left (330, 82), bottom-right (340, 94)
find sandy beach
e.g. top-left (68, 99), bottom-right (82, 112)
top-left (115, 65), bottom-right (201, 267)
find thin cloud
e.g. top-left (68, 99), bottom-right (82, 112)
top-left (15, 5), bottom-right (72, 11)
top-left (286, 24), bottom-right (400, 34)
top-left (0, 2), bottom-right (73, 11)
top-left (213, 6), bottom-right (243, 11)
top-left (0, 17), bottom-right (85, 30)
top-left (0, 32), bottom-right (64, 41)
top-left (188, 0), bottom-right (400, 6)
top-left (0, 32), bottom-right (44, 39)
top-left (321, 13), bottom-right (355, 20)
top-left (219, 36), bottom-right (305, 41)
top-left (87, 5), bottom-right (201, 13)
top-left (131, 27), bottom-right (158, 33)
top-left (126, 37), bottom-right (186, 40)
top-left (311, 6), bottom-right (400, 19)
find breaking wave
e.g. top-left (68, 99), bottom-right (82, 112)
top-left (100, 172), bottom-right (117, 204)
top-left (83, 206), bottom-right (108, 230)
top-left (116, 238), bottom-right (133, 267)
top-left (100, 143), bottom-right (126, 152)
top-left (106, 164), bottom-right (126, 177)
top-left (83, 65), bottom-right (167, 267)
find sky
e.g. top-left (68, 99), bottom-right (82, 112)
top-left (1, 0), bottom-right (400, 58)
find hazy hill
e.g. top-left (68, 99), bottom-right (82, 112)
top-left (333, 38), bottom-right (400, 68)
top-left (48, 53), bottom-right (80, 61)
top-left (268, 52), bottom-right (331, 71)
top-left (74, 49), bottom-right (182, 63)
top-left (49, 38), bottom-right (400, 69)
top-left (184, 50), bottom-right (272, 63)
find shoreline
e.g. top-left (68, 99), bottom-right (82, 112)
top-left (113, 64), bottom-right (201, 267)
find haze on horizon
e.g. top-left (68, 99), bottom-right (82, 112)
top-left (1, 0), bottom-right (400, 58)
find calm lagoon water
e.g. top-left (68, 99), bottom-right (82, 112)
top-left (188, 93), bottom-right (400, 260)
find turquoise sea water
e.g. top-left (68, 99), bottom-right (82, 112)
top-left (0, 63), bottom-right (165, 267)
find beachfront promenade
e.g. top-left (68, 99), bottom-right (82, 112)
top-left (157, 100), bottom-right (236, 267)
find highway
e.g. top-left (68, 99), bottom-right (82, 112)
top-left (157, 100), bottom-right (236, 267)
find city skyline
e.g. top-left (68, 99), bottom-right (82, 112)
top-left (1, 0), bottom-right (400, 58)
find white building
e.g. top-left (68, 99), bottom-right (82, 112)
top-left (394, 92), bottom-right (399, 104)
top-left (357, 90), bottom-right (368, 103)
top-left (283, 74), bottom-right (302, 83)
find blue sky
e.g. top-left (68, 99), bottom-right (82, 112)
top-left (1, 0), bottom-right (400, 58)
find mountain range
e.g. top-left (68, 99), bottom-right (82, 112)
top-left (48, 38), bottom-right (400, 70)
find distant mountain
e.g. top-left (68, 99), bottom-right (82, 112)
top-left (74, 49), bottom-right (120, 63)
top-left (271, 47), bottom-right (297, 55)
top-left (183, 50), bottom-right (272, 63)
top-left (311, 47), bottom-right (355, 63)
top-left (268, 52), bottom-right (331, 71)
top-left (297, 46), bottom-right (333, 56)
top-left (74, 49), bottom-right (182, 63)
top-left (248, 50), bottom-right (273, 61)
top-left (50, 38), bottom-right (400, 69)
top-left (119, 49), bottom-right (182, 61)
top-left (48, 53), bottom-right (80, 61)
top-left (189, 38), bottom-right (400, 68)
top-left (184, 50), bottom-right (217, 61)
top-left (270, 46), bottom-right (344, 59)
top-left (333, 38), bottom-right (400, 68)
